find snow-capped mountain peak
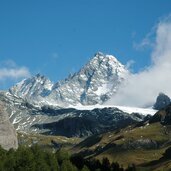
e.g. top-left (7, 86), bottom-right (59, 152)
top-left (9, 52), bottom-right (129, 107)
top-left (93, 52), bottom-right (119, 63)
top-left (10, 74), bottom-right (53, 99)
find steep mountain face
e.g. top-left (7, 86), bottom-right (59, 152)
top-left (9, 74), bottom-right (53, 105)
top-left (49, 52), bottom-right (128, 106)
top-left (0, 101), bottom-right (18, 150)
top-left (9, 52), bottom-right (129, 106)
top-left (32, 108), bottom-right (145, 137)
top-left (0, 91), bottom-right (146, 137)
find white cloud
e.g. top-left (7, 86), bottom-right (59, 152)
top-left (0, 60), bottom-right (30, 80)
top-left (0, 67), bottom-right (30, 80)
top-left (125, 59), bottom-right (135, 71)
top-left (107, 16), bottom-right (171, 107)
top-left (133, 30), bottom-right (155, 50)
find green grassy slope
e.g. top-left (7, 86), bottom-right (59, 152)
top-left (18, 132), bottom-right (81, 151)
top-left (73, 122), bottom-right (171, 169)
top-left (17, 104), bottom-right (171, 170)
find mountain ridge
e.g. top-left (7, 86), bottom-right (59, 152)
top-left (0, 52), bottom-right (157, 139)
top-left (9, 52), bottom-right (129, 107)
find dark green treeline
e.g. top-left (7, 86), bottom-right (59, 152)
top-left (0, 145), bottom-right (136, 171)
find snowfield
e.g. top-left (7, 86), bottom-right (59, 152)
top-left (72, 104), bottom-right (157, 115)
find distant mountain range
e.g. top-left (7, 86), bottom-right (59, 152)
top-left (0, 52), bottom-right (158, 138)
top-left (9, 52), bottom-right (129, 107)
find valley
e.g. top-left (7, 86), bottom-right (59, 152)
top-left (1, 1), bottom-right (171, 170)
top-left (0, 52), bottom-right (171, 170)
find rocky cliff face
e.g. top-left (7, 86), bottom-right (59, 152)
top-left (153, 93), bottom-right (171, 110)
top-left (0, 101), bottom-right (18, 150)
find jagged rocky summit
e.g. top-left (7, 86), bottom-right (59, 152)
top-left (9, 52), bottom-right (129, 107)
top-left (153, 93), bottom-right (171, 110)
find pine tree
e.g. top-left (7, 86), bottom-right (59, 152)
top-left (61, 160), bottom-right (77, 171)
top-left (70, 155), bottom-right (84, 170)
top-left (45, 151), bottom-right (59, 171)
top-left (81, 165), bottom-right (90, 171)
top-left (14, 146), bottom-right (35, 171)
top-left (111, 162), bottom-right (120, 171)
top-left (101, 157), bottom-right (111, 171)
top-left (56, 150), bottom-right (70, 166)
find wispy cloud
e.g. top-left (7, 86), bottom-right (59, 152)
top-left (133, 29), bottom-right (155, 50)
top-left (107, 15), bottom-right (171, 107)
top-left (125, 59), bottom-right (135, 71)
top-left (0, 60), bottom-right (30, 80)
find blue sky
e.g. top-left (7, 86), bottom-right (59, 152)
top-left (0, 0), bottom-right (171, 89)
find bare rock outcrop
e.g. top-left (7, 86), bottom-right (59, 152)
top-left (122, 139), bottom-right (158, 150)
top-left (153, 93), bottom-right (170, 110)
top-left (0, 101), bottom-right (18, 150)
